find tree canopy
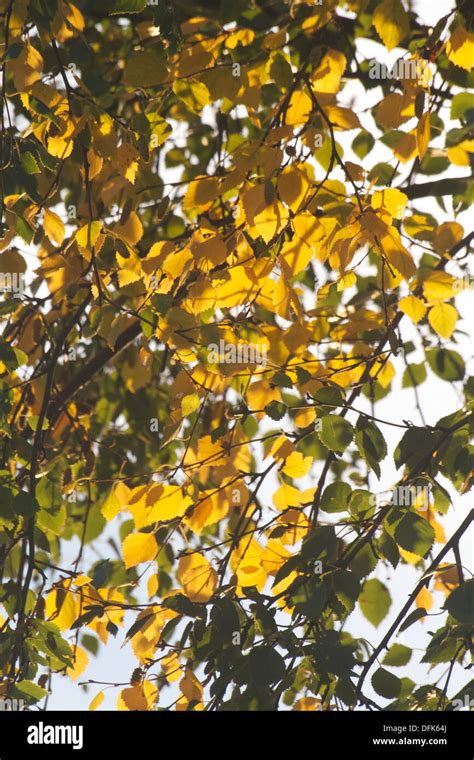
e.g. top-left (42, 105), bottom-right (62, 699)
top-left (0, 0), bottom-right (473, 712)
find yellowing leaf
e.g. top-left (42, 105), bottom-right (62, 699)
top-left (422, 271), bottom-right (456, 302)
top-left (372, 188), bottom-right (407, 220)
top-left (373, 0), bottom-right (409, 51)
top-left (380, 226), bottom-right (416, 280)
top-left (416, 112), bottom-right (430, 161)
top-left (161, 652), bottom-right (183, 683)
top-left (89, 691), bottom-right (104, 711)
top-left (178, 553), bottom-right (217, 602)
top-left (285, 90), bottom-right (312, 126)
top-left (122, 532), bottom-right (157, 568)
top-left (393, 131), bottom-right (418, 163)
top-left (75, 221), bottom-right (103, 251)
top-left (282, 451), bottom-right (313, 479)
top-left (311, 49), bottom-right (347, 94)
top-left (416, 586), bottom-right (433, 612)
top-left (428, 302), bottom-right (458, 339)
top-left (117, 681), bottom-right (158, 711)
top-left (433, 222), bottom-right (464, 255)
top-left (43, 209), bottom-right (65, 245)
top-left (446, 25), bottom-right (474, 72)
top-left (399, 295), bottom-right (427, 323)
top-left (325, 105), bottom-right (361, 130)
top-left (183, 176), bottom-right (219, 212)
top-left (67, 645), bottom-right (89, 680)
top-left (225, 28), bottom-right (255, 49)
top-left (181, 393), bottom-right (200, 416)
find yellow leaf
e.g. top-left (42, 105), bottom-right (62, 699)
top-left (416, 112), bottom-right (430, 161)
top-left (183, 176), bottom-right (219, 212)
top-left (230, 538), bottom-right (266, 591)
top-left (393, 131), bottom-right (418, 163)
top-left (372, 188), bottom-right (407, 220)
top-left (122, 532), bottom-right (157, 568)
top-left (123, 50), bottom-right (168, 87)
top-left (75, 221), bottom-right (103, 251)
top-left (114, 211), bottom-right (143, 246)
top-left (67, 645), bottom-right (89, 680)
top-left (446, 25), bottom-right (474, 72)
top-left (178, 553), bottom-right (217, 602)
top-left (225, 28), bottom-right (255, 49)
top-left (373, 0), bottom-right (409, 51)
top-left (43, 209), bottom-right (65, 245)
top-left (380, 226), bottom-right (416, 280)
top-left (336, 271), bottom-right (356, 291)
top-left (282, 451), bottom-right (312, 479)
top-left (117, 681), bottom-right (158, 711)
top-left (311, 49), bottom-right (347, 94)
top-left (181, 393), bottom-right (200, 416)
top-left (376, 93), bottom-right (411, 129)
top-left (161, 652), bottom-right (183, 683)
top-left (261, 539), bottom-right (291, 576)
top-left (433, 221), bottom-right (464, 255)
top-left (177, 668), bottom-right (203, 710)
top-left (422, 271), bottom-right (456, 302)
top-left (45, 584), bottom-right (77, 630)
top-left (277, 165), bottom-right (310, 213)
top-left (416, 586), bottom-right (433, 612)
top-left (399, 295), bottom-right (427, 323)
top-left (325, 105), bottom-right (361, 131)
top-left (89, 691), bottom-right (104, 711)
top-left (428, 302), bottom-right (458, 339)
top-left (285, 90), bottom-right (312, 126)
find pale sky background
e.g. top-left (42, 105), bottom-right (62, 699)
top-left (5, 0), bottom-right (471, 710)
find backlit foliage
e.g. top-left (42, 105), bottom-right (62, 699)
top-left (0, 0), bottom-right (473, 711)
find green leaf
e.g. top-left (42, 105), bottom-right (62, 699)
top-left (14, 215), bottom-right (34, 244)
top-left (13, 680), bottom-right (48, 704)
top-left (378, 530), bottom-right (400, 569)
top-left (402, 362), bottom-right (427, 388)
top-left (27, 415), bottom-right (50, 432)
top-left (354, 416), bottom-right (387, 478)
top-left (383, 643), bottom-right (412, 667)
top-left (398, 607), bottom-right (427, 633)
top-left (313, 386), bottom-right (345, 411)
top-left (372, 667), bottom-right (402, 699)
top-left (359, 578), bottom-right (391, 627)
top-left (0, 340), bottom-right (20, 370)
top-left (394, 427), bottom-right (435, 470)
top-left (95, 0), bottom-right (147, 13)
top-left (248, 646), bottom-right (286, 687)
top-left (451, 93), bottom-right (474, 122)
top-left (300, 525), bottom-right (336, 561)
top-left (264, 400), bottom-right (287, 420)
top-left (352, 130), bottom-right (375, 159)
top-left (426, 348), bottom-right (465, 382)
top-left (20, 151), bottom-right (41, 175)
top-left (444, 580), bottom-right (474, 625)
top-left (12, 491), bottom-right (39, 517)
top-left (318, 414), bottom-right (353, 453)
top-left (394, 512), bottom-right (435, 557)
top-left (0, 486), bottom-right (15, 522)
top-left (320, 481), bottom-right (352, 513)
